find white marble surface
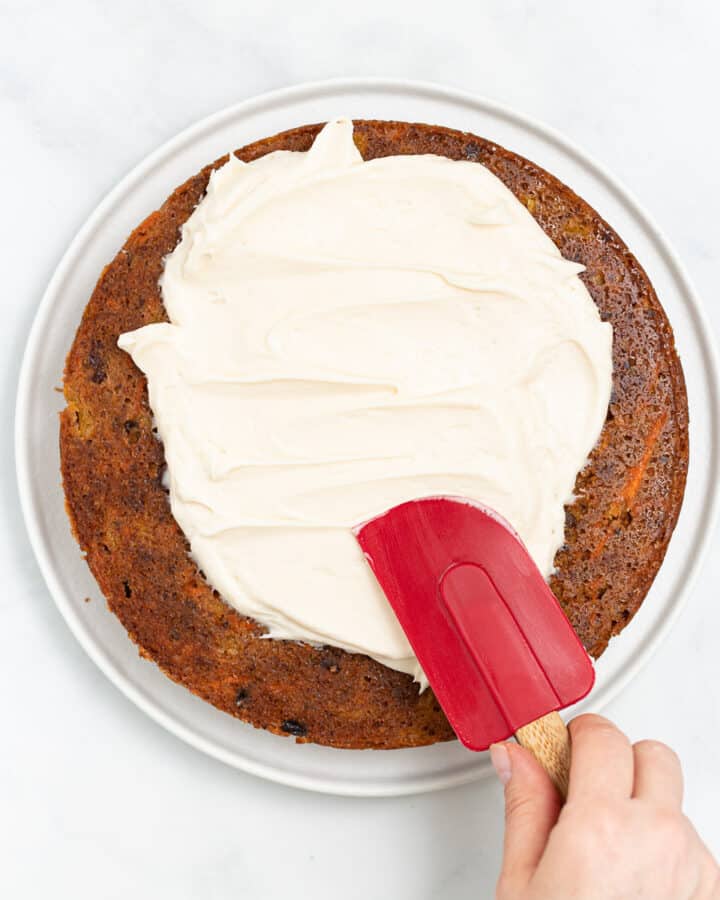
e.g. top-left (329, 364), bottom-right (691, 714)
top-left (2, 1), bottom-right (719, 897)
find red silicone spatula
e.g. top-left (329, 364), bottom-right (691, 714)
top-left (354, 496), bottom-right (595, 796)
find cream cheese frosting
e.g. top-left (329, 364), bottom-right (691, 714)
top-left (118, 119), bottom-right (613, 686)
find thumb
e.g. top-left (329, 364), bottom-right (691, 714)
top-left (491, 742), bottom-right (562, 892)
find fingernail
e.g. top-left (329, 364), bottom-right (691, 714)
top-left (490, 743), bottom-right (512, 785)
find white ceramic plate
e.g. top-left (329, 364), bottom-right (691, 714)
top-left (16, 79), bottom-right (720, 797)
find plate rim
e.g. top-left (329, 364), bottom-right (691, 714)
top-left (15, 77), bottom-right (720, 797)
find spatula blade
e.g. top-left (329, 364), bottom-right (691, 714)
top-left (354, 497), bottom-right (594, 750)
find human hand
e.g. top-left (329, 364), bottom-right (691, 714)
top-left (491, 714), bottom-right (720, 899)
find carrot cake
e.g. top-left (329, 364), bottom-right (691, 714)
top-left (60, 119), bottom-right (688, 749)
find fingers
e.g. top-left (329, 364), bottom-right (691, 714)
top-left (568, 717), bottom-right (684, 810)
top-left (567, 714), bottom-right (634, 802)
top-left (493, 742), bottom-right (562, 892)
top-left (632, 740), bottom-right (684, 809)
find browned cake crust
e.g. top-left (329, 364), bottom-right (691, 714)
top-left (60, 121), bottom-right (688, 749)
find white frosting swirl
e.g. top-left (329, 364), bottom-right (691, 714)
top-left (119, 119), bottom-right (613, 686)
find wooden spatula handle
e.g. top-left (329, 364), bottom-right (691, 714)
top-left (515, 711), bottom-right (571, 799)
